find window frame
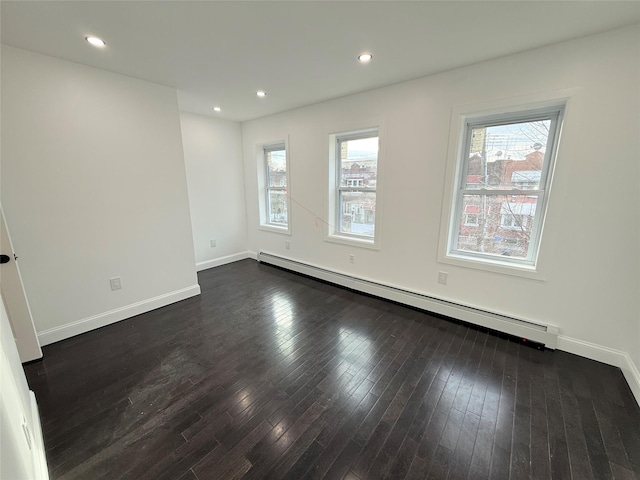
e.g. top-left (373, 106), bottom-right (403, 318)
top-left (326, 127), bottom-right (382, 249)
top-left (439, 98), bottom-right (567, 278)
top-left (257, 139), bottom-right (291, 235)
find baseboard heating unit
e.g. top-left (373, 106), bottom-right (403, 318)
top-left (258, 251), bottom-right (559, 349)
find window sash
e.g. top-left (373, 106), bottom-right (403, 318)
top-left (334, 131), bottom-right (378, 238)
top-left (266, 187), bottom-right (288, 225)
top-left (337, 187), bottom-right (376, 193)
top-left (458, 110), bottom-right (560, 193)
top-left (264, 144), bottom-right (287, 227)
top-left (449, 106), bottom-right (562, 266)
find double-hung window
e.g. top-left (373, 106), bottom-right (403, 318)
top-left (446, 105), bottom-right (563, 268)
top-left (264, 143), bottom-right (288, 228)
top-left (331, 130), bottom-right (379, 242)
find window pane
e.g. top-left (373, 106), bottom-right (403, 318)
top-left (268, 190), bottom-right (287, 224)
top-left (339, 190), bottom-right (376, 237)
top-left (267, 149), bottom-right (286, 188)
top-left (454, 194), bottom-right (539, 259)
top-left (340, 137), bottom-right (378, 188)
top-left (465, 120), bottom-right (550, 190)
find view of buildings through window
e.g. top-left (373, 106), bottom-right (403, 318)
top-left (261, 115), bottom-right (557, 257)
top-left (337, 133), bottom-right (378, 238)
top-left (264, 144), bottom-right (287, 226)
top-left (451, 110), bottom-right (561, 264)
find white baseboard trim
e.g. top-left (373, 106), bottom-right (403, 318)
top-left (37, 284), bottom-right (201, 346)
top-left (557, 335), bottom-right (640, 406)
top-left (256, 252), bottom-right (639, 406)
top-left (257, 251), bottom-right (558, 349)
top-left (196, 251), bottom-right (254, 272)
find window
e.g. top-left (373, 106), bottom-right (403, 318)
top-left (330, 130), bottom-right (379, 241)
top-left (446, 105), bottom-right (563, 267)
top-left (464, 213), bottom-right (479, 226)
top-left (501, 213), bottom-right (526, 229)
top-left (263, 143), bottom-right (289, 228)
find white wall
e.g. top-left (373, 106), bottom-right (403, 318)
top-left (1, 46), bottom-right (200, 344)
top-left (180, 113), bottom-right (248, 270)
top-left (242, 26), bottom-right (640, 391)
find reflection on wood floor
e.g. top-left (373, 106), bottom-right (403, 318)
top-left (24, 259), bottom-right (640, 479)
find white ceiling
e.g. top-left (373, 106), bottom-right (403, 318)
top-left (2, 1), bottom-right (639, 122)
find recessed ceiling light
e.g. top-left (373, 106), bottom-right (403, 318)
top-left (85, 36), bottom-right (106, 48)
top-left (358, 53), bottom-right (373, 63)
top-left (256, 91), bottom-right (267, 98)
top-left (213, 106), bottom-right (222, 112)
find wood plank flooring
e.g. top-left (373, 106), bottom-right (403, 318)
top-left (24, 259), bottom-right (640, 479)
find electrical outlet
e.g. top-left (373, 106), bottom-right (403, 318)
top-left (285, 241), bottom-right (290, 250)
top-left (438, 271), bottom-right (448, 285)
top-left (110, 277), bottom-right (122, 291)
top-left (349, 254), bottom-right (355, 264)
top-left (210, 239), bottom-right (217, 248)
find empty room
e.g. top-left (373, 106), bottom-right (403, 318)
top-left (1, 1), bottom-right (639, 479)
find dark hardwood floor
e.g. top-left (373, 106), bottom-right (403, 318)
top-left (24, 259), bottom-right (640, 480)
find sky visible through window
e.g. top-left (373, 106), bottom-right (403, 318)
top-left (472, 120), bottom-right (550, 162)
top-left (268, 150), bottom-right (286, 170)
top-left (344, 137), bottom-right (378, 161)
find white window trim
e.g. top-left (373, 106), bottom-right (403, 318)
top-left (326, 125), bottom-right (384, 250)
top-left (257, 137), bottom-right (291, 235)
top-left (438, 92), bottom-right (574, 280)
